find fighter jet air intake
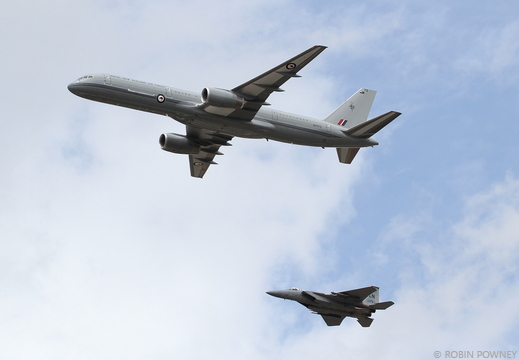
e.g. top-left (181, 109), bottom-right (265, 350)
top-left (267, 286), bottom-right (394, 327)
top-left (68, 45), bottom-right (401, 178)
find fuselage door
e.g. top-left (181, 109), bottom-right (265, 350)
top-left (104, 74), bottom-right (111, 85)
top-left (166, 87), bottom-right (172, 98)
top-left (326, 123), bottom-right (332, 133)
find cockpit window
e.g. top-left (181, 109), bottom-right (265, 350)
top-left (76, 75), bottom-right (93, 82)
top-left (288, 287), bottom-right (301, 291)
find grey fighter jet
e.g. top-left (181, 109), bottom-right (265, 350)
top-left (68, 45), bottom-right (401, 178)
top-left (267, 286), bottom-right (393, 327)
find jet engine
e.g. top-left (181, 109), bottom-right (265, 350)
top-left (159, 133), bottom-right (200, 154)
top-left (201, 88), bottom-right (245, 109)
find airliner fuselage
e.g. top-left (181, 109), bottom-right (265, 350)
top-left (68, 73), bottom-right (376, 148)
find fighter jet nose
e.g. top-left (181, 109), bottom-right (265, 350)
top-left (266, 290), bottom-right (283, 298)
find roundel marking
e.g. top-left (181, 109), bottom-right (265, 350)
top-left (286, 62), bottom-right (296, 70)
top-left (194, 162), bottom-right (203, 167)
top-left (157, 94), bottom-right (165, 103)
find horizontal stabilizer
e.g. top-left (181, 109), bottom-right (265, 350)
top-left (321, 314), bottom-right (345, 326)
top-left (357, 318), bottom-right (374, 327)
top-left (371, 301), bottom-right (394, 310)
top-left (345, 111), bottom-right (401, 138)
top-left (336, 147), bottom-right (360, 164)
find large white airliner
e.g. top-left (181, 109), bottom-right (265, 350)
top-left (68, 45), bottom-right (401, 178)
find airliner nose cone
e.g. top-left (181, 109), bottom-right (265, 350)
top-left (67, 82), bottom-right (79, 95)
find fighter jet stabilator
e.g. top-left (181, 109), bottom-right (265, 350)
top-left (267, 286), bottom-right (394, 327)
top-left (68, 45), bottom-right (401, 178)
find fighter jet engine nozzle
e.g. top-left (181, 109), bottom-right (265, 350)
top-left (201, 88), bottom-right (245, 109)
top-left (159, 133), bottom-right (200, 154)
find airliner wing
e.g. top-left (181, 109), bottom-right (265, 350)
top-left (226, 45), bottom-right (327, 121)
top-left (186, 126), bottom-right (233, 178)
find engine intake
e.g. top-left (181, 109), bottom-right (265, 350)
top-left (159, 133), bottom-right (200, 154)
top-left (201, 88), bottom-right (245, 109)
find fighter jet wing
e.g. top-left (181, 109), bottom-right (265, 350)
top-left (332, 286), bottom-right (379, 302)
top-left (202, 45), bottom-right (327, 121)
top-left (320, 314), bottom-right (345, 326)
top-left (357, 318), bottom-right (374, 327)
top-left (186, 126), bottom-right (233, 178)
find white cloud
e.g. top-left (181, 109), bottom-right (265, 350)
top-left (391, 176), bottom-right (519, 354)
top-left (455, 174), bottom-right (519, 266)
top-left (455, 20), bottom-right (519, 80)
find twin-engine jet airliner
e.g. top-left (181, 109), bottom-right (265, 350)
top-left (267, 286), bottom-right (394, 327)
top-left (68, 45), bottom-right (401, 178)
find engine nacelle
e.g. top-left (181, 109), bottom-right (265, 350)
top-left (159, 133), bottom-right (200, 154)
top-left (201, 87), bottom-right (245, 109)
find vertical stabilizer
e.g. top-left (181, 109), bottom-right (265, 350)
top-left (362, 287), bottom-right (379, 306)
top-left (324, 88), bottom-right (376, 128)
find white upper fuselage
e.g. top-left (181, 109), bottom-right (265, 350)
top-left (67, 73), bottom-right (378, 148)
